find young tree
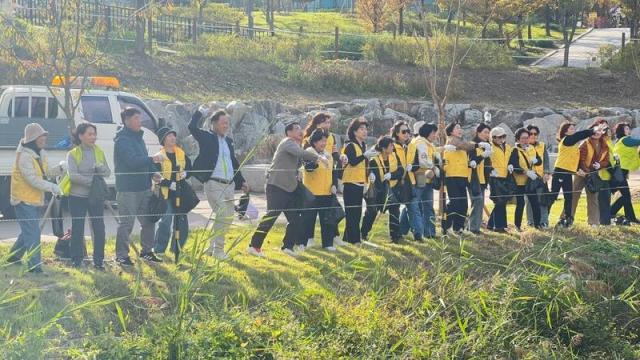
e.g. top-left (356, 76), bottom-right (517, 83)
top-left (552, 0), bottom-right (592, 67)
top-left (0, 0), bottom-right (103, 130)
top-left (356, 0), bottom-right (391, 33)
top-left (390, 0), bottom-right (414, 35)
top-left (620, 0), bottom-right (640, 38)
top-left (246, 0), bottom-right (255, 37)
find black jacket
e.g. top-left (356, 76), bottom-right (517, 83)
top-left (189, 110), bottom-right (245, 188)
top-left (114, 127), bottom-right (155, 192)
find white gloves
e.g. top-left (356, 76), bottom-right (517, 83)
top-left (478, 142), bottom-right (491, 151)
top-left (50, 184), bottom-right (63, 196)
top-left (318, 155), bottom-right (329, 166)
top-left (614, 154), bottom-right (621, 162)
top-left (444, 144), bottom-right (457, 152)
top-left (468, 160), bottom-right (477, 169)
top-left (531, 157), bottom-right (540, 165)
top-left (425, 159), bottom-right (434, 169)
top-left (593, 162), bottom-right (600, 170)
top-left (490, 169), bottom-right (498, 177)
top-left (364, 148), bottom-right (379, 159)
top-left (339, 154), bottom-right (349, 166)
top-left (482, 149), bottom-right (492, 158)
top-left (169, 182), bottom-right (177, 191)
top-left (383, 173), bottom-right (392, 181)
top-left (331, 185), bottom-right (337, 195)
top-left (507, 164), bottom-right (514, 174)
top-left (369, 173), bottom-right (376, 183)
top-left (434, 167), bottom-right (441, 178)
top-left (198, 104), bottom-right (209, 114)
top-left (526, 170), bottom-right (538, 180)
top-left (434, 152), bottom-right (442, 162)
top-left (180, 171), bottom-right (188, 179)
top-left (406, 164), bottom-right (413, 172)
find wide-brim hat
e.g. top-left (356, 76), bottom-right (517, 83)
top-left (490, 127), bottom-right (506, 138)
top-left (156, 127), bottom-right (177, 146)
top-left (23, 123), bottom-right (48, 144)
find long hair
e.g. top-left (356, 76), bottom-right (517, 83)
top-left (303, 112), bottom-right (331, 140)
top-left (346, 117), bottom-right (369, 142)
top-left (614, 122), bottom-right (631, 140)
top-left (72, 123), bottom-right (97, 146)
top-left (556, 121), bottom-right (575, 142)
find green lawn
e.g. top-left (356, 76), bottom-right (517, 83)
top-left (243, 11), bottom-right (365, 34)
top-left (2, 196), bottom-right (640, 358)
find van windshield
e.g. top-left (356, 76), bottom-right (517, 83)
top-left (117, 96), bottom-right (157, 132)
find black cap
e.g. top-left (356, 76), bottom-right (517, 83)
top-left (156, 127), bottom-right (177, 146)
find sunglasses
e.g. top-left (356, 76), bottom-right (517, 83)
top-left (400, 129), bottom-right (411, 134)
top-left (494, 135), bottom-right (507, 139)
top-left (530, 132), bottom-right (538, 136)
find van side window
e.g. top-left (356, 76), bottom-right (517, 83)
top-left (14, 97), bottom-right (29, 117)
top-left (31, 97), bottom-right (46, 118)
top-left (81, 96), bottom-right (112, 124)
top-left (117, 96), bottom-right (156, 132)
top-left (48, 98), bottom-right (59, 119)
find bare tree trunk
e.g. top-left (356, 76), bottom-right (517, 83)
top-left (246, 0), bottom-right (254, 38)
top-left (399, 6), bottom-right (404, 35)
top-left (517, 15), bottom-right (525, 49)
top-left (134, 0), bottom-right (146, 56)
top-left (544, 6), bottom-right (552, 37)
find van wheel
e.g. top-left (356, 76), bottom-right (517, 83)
top-left (0, 176), bottom-right (16, 219)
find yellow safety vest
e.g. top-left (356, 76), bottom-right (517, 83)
top-left (302, 149), bottom-right (334, 196)
top-left (614, 136), bottom-right (640, 171)
top-left (341, 142), bottom-right (367, 184)
top-left (394, 142), bottom-right (417, 185)
top-left (11, 151), bottom-right (49, 206)
top-left (513, 146), bottom-right (533, 186)
top-left (472, 147), bottom-right (486, 185)
top-left (490, 143), bottom-right (512, 178)
top-left (443, 139), bottom-right (470, 179)
top-left (372, 153), bottom-right (399, 188)
top-left (60, 145), bottom-right (107, 196)
top-left (555, 138), bottom-right (581, 172)
top-left (584, 140), bottom-right (612, 181)
top-left (159, 146), bottom-right (187, 199)
top-left (412, 137), bottom-right (435, 185)
top-left (526, 142), bottom-right (545, 178)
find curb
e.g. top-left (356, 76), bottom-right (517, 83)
top-left (531, 27), bottom-right (594, 67)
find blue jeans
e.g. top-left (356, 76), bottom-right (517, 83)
top-left (420, 185), bottom-right (436, 237)
top-left (154, 202), bottom-right (189, 254)
top-left (399, 187), bottom-right (425, 239)
top-left (10, 203), bottom-right (42, 271)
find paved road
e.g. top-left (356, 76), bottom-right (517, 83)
top-left (535, 28), bottom-right (630, 68)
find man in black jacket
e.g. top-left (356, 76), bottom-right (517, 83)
top-left (189, 105), bottom-right (248, 259)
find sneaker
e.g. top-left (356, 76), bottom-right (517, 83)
top-left (141, 252), bottom-right (163, 263)
top-left (282, 248), bottom-right (298, 257)
top-left (28, 267), bottom-right (43, 274)
top-left (296, 244), bottom-right (306, 253)
top-left (214, 252), bottom-right (230, 260)
top-left (391, 237), bottom-right (402, 244)
top-left (334, 237), bottom-right (347, 246)
top-left (414, 235), bottom-right (424, 242)
top-left (324, 246), bottom-right (337, 252)
top-left (247, 246), bottom-right (265, 257)
top-left (116, 257), bottom-right (134, 267)
top-left (306, 238), bottom-right (315, 248)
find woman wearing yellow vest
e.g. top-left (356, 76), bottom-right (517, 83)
top-left (361, 136), bottom-right (405, 243)
top-left (411, 122), bottom-right (440, 238)
top-left (467, 124), bottom-right (492, 234)
top-left (301, 129), bottom-right (340, 251)
top-left (487, 127), bottom-right (512, 233)
top-left (342, 118), bottom-right (378, 244)
top-left (442, 122), bottom-right (478, 234)
top-left (153, 127), bottom-right (192, 258)
top-left (8, 123), bottom-right (63, 273)
top-left (578, 120), bottom-right (612, 226)
top-left (65, 123), bottom-right (111, 269)
top-left (611, 122), bottom-right (640, 224)
top-left (508, 128), bottom-right (542, 230)
top-left (392, 121), bottom-right (424, 242)
top-left (550, 121), bottom-right (605, 227)
top-left (525, 125), bottom-right (551, 228)
top-left (302, 112), bottom-right (347, 247)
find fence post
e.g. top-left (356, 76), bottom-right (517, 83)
top-left (147, 17), bottom-right (153, 54)
top-left (299, 25), bottom-right (303, 37)
top-left (235, 20), bottom-right (240, 35)
top-left (334, 26), bottom-right (339, 60)
top-left (622, 32), bottom-right (626, 51)
top-left (105, 6), bottom-right (112, 34)
top-left (192, 18), bottom-right (198, 43)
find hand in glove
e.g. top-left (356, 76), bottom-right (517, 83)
top-left (482, 149), bottom-right (492, 158)
top-left (593, 162), bottom-right (600, 170)
top-left (434, 167), bottom-right (441, 178)
top-left (169, 182), bottom-right (177, 191)
top-left (444, 144), bottom-right (457, 152)
top-left (369, 173), bottom-right (376, 183)
top-left (526, 170), bottom-right (538, 180)
top-left (507, 164), bottom-right (514, 174)
top-left (406, 164), bottom-right (413, 172)
top-left (50, 184), bottom-right (63, 196)
top-left (198, 104), bottom-right (210, 115)
top-left (531, 157), bottom-right (540, 165)
top-left (364, 148), bottom-right (379, 159)
top-left (468, 160), bottom-right (477, 169)
top-left (331, 185), bottom-right (337, 195)
top-left (543, 174), bottom-right (551, 183)
top-left (478, 142), bottom-right (491, 151)
top-left (180, 171), bottom-right (188, 179)
top-left (576, 169), bottom-right (586, 177)
top-left (434, 152), bottom-right (442, 161)
top-left (383, 173), bottom-right (392, 181)
top-left (490, 169), bottom-right (498, 178)
top-left (425, 159), bottom-right (434, 169)
top-left (340, 154), bottom-right (349, 166)
top-left (318, 155), bottom-right (329, 166)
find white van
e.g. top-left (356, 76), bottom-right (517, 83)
top-left (0, 77), bottom-right (163, 218)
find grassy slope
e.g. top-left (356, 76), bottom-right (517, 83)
top-left (1, 199), bottom-right (640, 358)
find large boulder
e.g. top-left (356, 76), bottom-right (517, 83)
top-left (464, 109), bottom-right (484, 125)
top-left (524, 114), bottom-right (566, 152)
top-left (598, 107), bottom-right (630, 117)
top-left (253, 100), bottom-right (286, 122)
top-left (494, 123), bottom-right (515, 145)
top-left (225, 101), bottom-right (271, 157)
top-left (524, 106), bottom-right (556, 119)
top-left (414, 103), bottom-right (439, 123)
top-left (383, 99), bottom-right (409, 114)
top-left (561, 109), bottom-right (591, 122)
top-left (492, 110), bottom-right (525, 130)
top-left (445, 103), bottom-right (471, 123)
top-left (380, 108), bottom-right (416, 135)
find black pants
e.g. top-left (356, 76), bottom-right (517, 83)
top-left (250, 184), bottom-right (301, 250)
top-left (515, 185), bottom-right (540, 228)
top-left (302, 195), bottom-right (336, 248)
top-left (598, 183), bottom-right (612, 226)
top-left (69, 195), bottom-right (105, 265)
top-left (343, 183), bottom-right (364, 244)
top-left (444, 177), bottom-right (468, 232)
top-left (361, 201), bottom-right (400, 241)
top-left (611, 170), bottom-right (637, 221)
top-left (488, 202), bottom-right (507, 230)
top-left (550, 170), bottom-right (574, 220)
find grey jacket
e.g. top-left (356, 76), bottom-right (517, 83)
top-left (10, 144), bottom-right (57, 206)
top-left (67, 144), bottom-right (111, 198)
top-left (266, 137), bottom-right (319, 193)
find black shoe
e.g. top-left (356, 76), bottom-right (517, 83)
top-left (141, 252), bottom-right (163, 263)
top-left (28, 267), bottom-right (43, 274)
top-left (116, 257), bottom-right (134, 267)
top-left (414, 235), bottom-right (424, 242)
top-left (94, 263), bottom-right (106, 271)
top-left (471, 230), bottom-right (481, 235)
top-left (391, 237), bottom-right (402, 244)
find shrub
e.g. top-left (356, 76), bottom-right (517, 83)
top-left (525, 39), bottom-right (556, 48)
top-left (602, 43), bottom-right (640, 73)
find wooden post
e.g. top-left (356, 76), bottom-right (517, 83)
top-left (147, 17), bottom-right (152, 54)
top-left (105, 6), bottom-right (112, 33)
top-left (299, 25), bottom-right (303, 37)
top-left (192, 18), bottom-right (198, 43)
top-left (622, 32), bottom-right (626, 50)
top-left (235, 20), bottom-right (240, 35)
top-left (334, 26), bottom-right (339, 60)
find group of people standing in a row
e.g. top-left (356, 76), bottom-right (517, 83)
top-left (7, 107), bottom-right (640, 271)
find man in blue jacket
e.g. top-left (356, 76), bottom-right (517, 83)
top-left (114, 107), bottom-right (164, 266)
